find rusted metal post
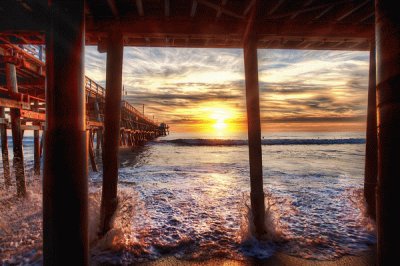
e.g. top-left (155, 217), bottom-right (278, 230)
top-left (243, 7), bottom-right (266, 237)
top-left (375, 0), bottom-right (400, 265)
top-left (364, 43), bottom-right (377, 220)
top-left (33, 100), bottom-right (40, 175)
top-left (0, 107), bottom-right (11, 187)
top-left (6, 63), bottom-right (26, 197)
top-left (100, 31), bottom-right (124, 236)
top-left (43, 1), bottom-right (88, 265)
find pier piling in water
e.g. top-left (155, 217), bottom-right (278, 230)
top-left (43, 1), bottom-right (88, 264)
top-left (88, 129), bottom-right (98, 172)
top-left (375, 0), bottom-right (400, 264)
top-left (100, 31), bottom-right (124, 236)
top-left (364, 42), bottom-right (377, 220)
top-left (243, 0), bottom-right (266, 238)
top-left (6, 62), bottom-right (26, 197)
top-left (0, 107), bottom-right (11, 187)
top-left (33, 100), bottom-right (40, 176)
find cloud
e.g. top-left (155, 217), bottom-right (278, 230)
top-left (85, 46), bottom-right (369, 132)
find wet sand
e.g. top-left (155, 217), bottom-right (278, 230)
top-left (138, 249), bottom-right (376, 266)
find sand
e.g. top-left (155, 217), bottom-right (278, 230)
top-left (137, 248), bottom-right (376, 266)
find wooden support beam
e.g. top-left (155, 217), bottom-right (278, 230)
top-left (216, 0), bottom-right (228, 18)
top-left (20, 109), bottom-right (46, 121)
top-left (106, 0), bottom-right (119, 18)
top-left (243, 0), bottom-right (256, 16)
top-left (19, 124), bottom-right (42, 131)
top-left (136, 0), bottom-right (144, 16)
top-left (86, 19), bottom-right (373, 43)
top-left (267, 0), bottom-right (285, 16)
top-left (364, 42), bottom-right (377, 219)
top-left (94, 101), bottom-right (103, 151)
top-left (164, 0), bottom-right (170, 17)
top-left (197, 0), bottom-right (243, 19)
top-left (313, 5), bottom-right (334, 20)
top-left (270, 0), bottom-right (343, 20)
top-left (88, 130), bottom-right (98, 172)
top-left (375, 0), bottom-right (400, 265)
top-left (243, 0), bottom-right (266, 238)
top-left (100, 31), bottom-right (124, 236)
top-left (363, 43), bottom-right (378, 219)
top-left (33, 100), bottom-right (40, 175)
top-left (6, 63), bottom-right (26, 197)
top-left (336, 0), bottom-right (369, 22)
top-left (290, 0), bottom-right (314, 20)
top-left (0, 107), bottom-right (11, 187)
top-left (43, 1), bottom-right (88, 265)
top-left (0, 98), bottom-right (30, 112)
top-left (359, 12), bottom-right (374, 23)
top-left (190, 0), bottom-right (198, 17)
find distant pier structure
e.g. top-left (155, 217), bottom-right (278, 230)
top-left (0, 1), bottom-right (397, 265)
top-left (159, 123), bottom-right (169, 136)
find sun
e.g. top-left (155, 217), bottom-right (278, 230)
top-left (210, 109), bottom-right (229, 131)
top-left (207, 106), bottom-right (235, 133)
top-left (213, 119), bottom-right (227, 130)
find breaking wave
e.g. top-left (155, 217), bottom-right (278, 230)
top-left (160, 138), bottom-right (365, 146)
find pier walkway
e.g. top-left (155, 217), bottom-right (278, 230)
top-left (0, 43), bottom-right (168, 176)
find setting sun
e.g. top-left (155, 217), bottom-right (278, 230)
top-left (200, 104), bottom-right (240, 134)
top-left (210, 108), bottom-right (230, 131)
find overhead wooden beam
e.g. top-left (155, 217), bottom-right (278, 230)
top-left (197, 0), bottom-right (244, 19)
top-left (0, 6), bottom-right (47, 32)
top-left (190, 0), bottom-right (198, 17)
top-left (86, 18), bottom-right (373, 40)
top-left (164, 0), bottom-right (170, 17)
top-left (336, 0), bottom-right (369, 21)
top-left (267, 0), bottom-right (285, 16)
top-left (359, 12), bottom-right (374, 23)
top-left (270, 0), bottom-right (349, 20)
top-left (313, 5), bottom-right (335, 20)
top-left (290, 0), bottom-right (313, 19)
top-left (135, 0), bottom-right (144, 16)
top-left (216, 0), bottom-right (228, 18)
top-left (243, 0), bottom-right (256, 16)
top-left (106, 0), bottom-right (119, 18)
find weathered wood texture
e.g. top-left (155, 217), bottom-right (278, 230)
top-left (100, 31), bottom-right (124, 236)
top-left (375, 0), bottom-right (400, 265)
top-left (6, 63), bottom-right (26, 197)
top-left (364, 43), bottom-right (377, 220)
top-left (43, 1), bottom-right (88, 265)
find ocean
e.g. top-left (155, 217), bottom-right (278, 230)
top-left (0, 132), bottom-right (376, 264)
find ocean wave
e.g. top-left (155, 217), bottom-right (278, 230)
top-left (160, 138), bottom-right (365, 146)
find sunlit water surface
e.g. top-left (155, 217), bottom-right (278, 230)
top-left (0, 132), bottom-right (376, 264)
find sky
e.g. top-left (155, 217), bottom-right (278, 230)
top-left (85, 46), bottom-right (370, 135)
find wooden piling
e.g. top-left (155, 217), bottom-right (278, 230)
top-left (375, 0), bottom-right (400, 264)
top-left (243, 1), bottom-right (266, 238)
top-left (100, 31), bottom-right (124, 236)
top-left (0, 107), bottom-right (11, 187)
top-left (364, 43), bottom-right (377, 220)
top-left (6, 63), bottom-right (26, 197)
top-left (88, 130), bottom-right (98, 172)
top-left (33, 100), bottom-right (40, 175)
top-left (43, 1), bottom-right (88, 265)
top-left (94, 101), bottom-right (103, 151)
top-left (40, 130), bottom-right (44, 158)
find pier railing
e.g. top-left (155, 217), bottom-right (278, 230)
top-left (0, 44), bottom-right (161, 131)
